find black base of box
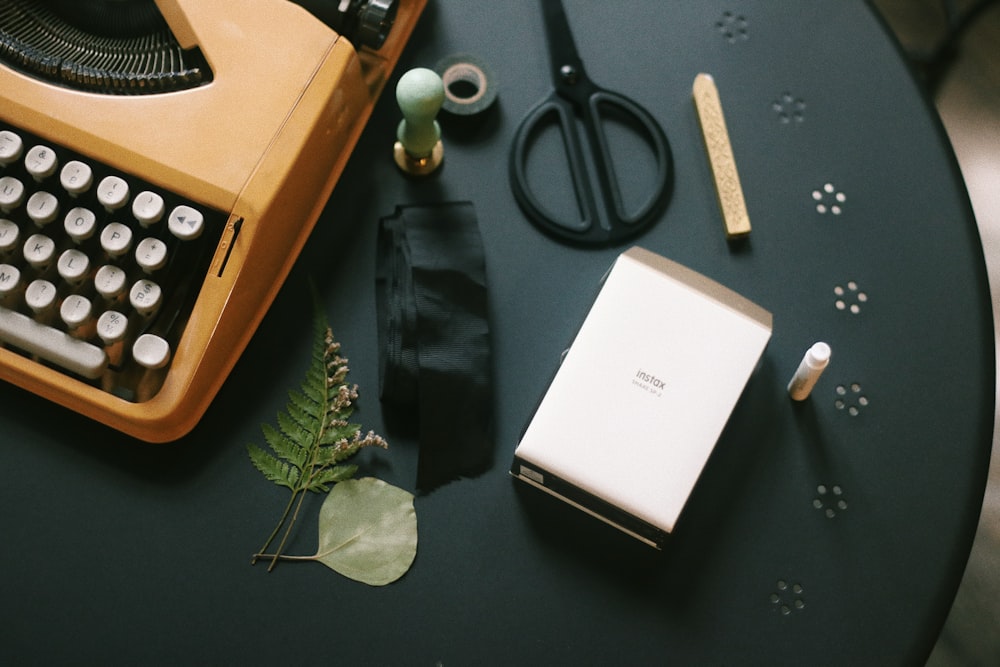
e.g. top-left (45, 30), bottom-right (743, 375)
top-left (510, 456), bottom-right (668, 549)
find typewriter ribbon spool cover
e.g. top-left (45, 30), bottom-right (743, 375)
top-left (512, 247), bottom-right (772, 548)
top-left (0, 0), bottom-right (426, 441)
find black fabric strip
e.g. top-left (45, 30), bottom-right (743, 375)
top-left (376, 202), bottom-right (493, 491)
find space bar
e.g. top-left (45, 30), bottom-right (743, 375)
top-left (0, 306), bottom-right (107, 379)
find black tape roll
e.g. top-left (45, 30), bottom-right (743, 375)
top-left (434, 53), bottom-right (497, 116)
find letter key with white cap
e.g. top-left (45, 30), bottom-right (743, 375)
top-left (26, 191), bottom-right (58, 226)
top-left (0, 219), bottom-right (19, 254)
top-left (0, 175), bottom-right (24, 212)
top-left (96, 175), bottom-right (129, 211)
top-left (0, 120), bottom-right (225, 401)
top-left (24, 145), bottom-right (57, 181)
top-left (0, 130), bottom-right (23, 166)
top-left (132, 191), bottom-right (164, 227)
top-left (60, 160), bottom-right (93, 196)
top-left (25, 279), bottom-right (56, 314)
top-left (64, 206), bottom-right (97, 242)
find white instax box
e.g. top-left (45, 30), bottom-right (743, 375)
top-left (511, 246), bottom-right (772, 547)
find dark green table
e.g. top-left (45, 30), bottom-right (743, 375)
top-left (1, 1), bottom-right (993, 664)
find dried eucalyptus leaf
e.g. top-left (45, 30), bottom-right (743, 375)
top-left (313, 477), bottom-right (417, 585)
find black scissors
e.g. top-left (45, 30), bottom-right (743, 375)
top-left (510, 0), bottom-right (673, 246)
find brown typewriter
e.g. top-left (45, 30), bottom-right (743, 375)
top-left (0, 0), bottom-right (425, 441)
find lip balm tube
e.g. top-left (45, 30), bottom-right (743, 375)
top-left (788, 342), bottom-right (831, 400)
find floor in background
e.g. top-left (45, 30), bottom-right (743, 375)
top-left (869, 0), bottom-right (1000, 665)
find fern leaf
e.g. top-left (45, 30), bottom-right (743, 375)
top-left (261, 423), bottom-right (308, 470)
top-left (287, 388), bottom-right (322, 422)
top-left (303, 362), bottom-right (326, 391)
top-left (283, 397), bottom-right (314, 430)
top-left (278, 407), bottom-right (315, 445)
top-left (273, 415), bottom-right (313, 468)
top-left (301, 378), bottom-right (327, 406)
top-left (308, 464), bottom-right (359, 492)
top-left (315, 441), bottom-right (349, 466)
top-left (311, 303), bottom-right (330, 346)
top-left (247, 443), bottom-right (299, 489)
top-left (318, 422), bottom-right (358, 446)
top-left (303, 332), bottom-right (331, 397)
top-left (331, 405), bottom-right (355, 422)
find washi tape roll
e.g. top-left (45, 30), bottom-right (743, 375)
top-left (434, 53), bottom-right (497, 116)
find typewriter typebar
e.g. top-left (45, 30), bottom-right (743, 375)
top-left (0, 0), bottom-right (426, 441)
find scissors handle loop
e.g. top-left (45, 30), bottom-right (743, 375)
top-left (586, 90), bottom-right (672, 227)
top-left (509, 89), bottom-right (673, 246)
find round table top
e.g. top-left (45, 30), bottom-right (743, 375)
top-left (1, 1), bottom-right (993, 664)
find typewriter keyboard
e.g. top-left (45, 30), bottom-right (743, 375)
top-left (0, 123), bottom-right (226, 402)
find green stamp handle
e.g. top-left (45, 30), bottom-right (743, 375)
top-left (396, 68), bottom-right (444, 159)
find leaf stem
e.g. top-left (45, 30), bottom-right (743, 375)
top-left (251, 552), bottom-right (317, 563)
top-left (252, 490), bottom-right (298, 565)
top-left (262, 448), bottom-right (327, 570)
top-left (266, 485), bottom-right (311, 571)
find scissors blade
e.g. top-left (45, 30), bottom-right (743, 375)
top-left (541, 0), bottom-right (585, 87)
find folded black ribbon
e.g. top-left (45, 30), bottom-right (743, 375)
top-left (375, 202), bottom-right (494, 491)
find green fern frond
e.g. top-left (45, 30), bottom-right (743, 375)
top-left (318, 422), bottom-right (359, 448)
top-left (283, 395), bottom-right (315, 426)
top-left (301, 376), bottom-right (326, 406)
top-left (287, 388), bottom-right (321, 421)
top-left (261, 423), bottom-right (307, 467)
top-left (308, 464), bottom-right (359, 492)
top-left (332, 406), bottom-right (355, 422)
top-left (304, 362), bottom-right (327, 390)
top-left (277, 406), bottom-right (315, 444)
top-left (247, 443), bottom-right (298, 489)
top-left (272, 416), bottom-right (313, 466)
top-left (314, 436), bottom-right (353, 465)
top-left (248, 298), bottom-right (384, 496)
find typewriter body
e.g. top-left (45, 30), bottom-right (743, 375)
top-left (0, 0), bottom-right (425, 441)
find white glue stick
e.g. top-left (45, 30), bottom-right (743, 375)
top-left (787, 342), bottom-right (831, 401)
